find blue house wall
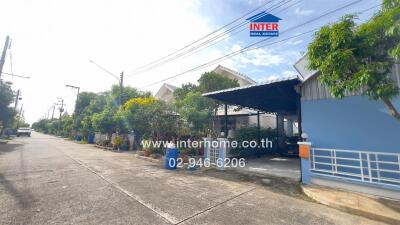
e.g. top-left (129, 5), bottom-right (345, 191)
top-left (300, 96), bottom-right (400, 191)
top-left (301, 96), bottom-right (400, 152)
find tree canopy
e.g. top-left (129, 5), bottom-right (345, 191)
top-left (174, 71), bottom-right (239, 137)
top-left (0, 81), bottom-right (16, 132)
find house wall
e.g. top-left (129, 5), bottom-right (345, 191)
top-left (155, 88), bottom-right (175, 103)
top-left (301, 95), bottom-right (400, 152)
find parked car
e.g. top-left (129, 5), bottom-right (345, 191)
top-left (3, 128), bottom-right (16, 136)
top-left (17, 127), bottom-right (31, 137)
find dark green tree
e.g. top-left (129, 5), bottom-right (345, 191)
top-left (174, 71), bottom-right (239, 137)
top-left (0, 81), bottom-right (16, 133)
top-left (173, 83), bottom-right (198, 100)
top-left (198, 71), bottom-right (239, 93)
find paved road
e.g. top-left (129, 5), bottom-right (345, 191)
top-left (0, 132), bottom-right (385, 225)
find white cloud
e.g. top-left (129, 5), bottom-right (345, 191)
top-left (282, 70), bottom-right (298, 77)
top-left (294, 7), bottom-right (314, 16)
top-left (255, 75), bottom-right (280, 83)
top-left (285, 39), bottom-right (303, 46)
top-left (230, 45), bottom-right (285, 68)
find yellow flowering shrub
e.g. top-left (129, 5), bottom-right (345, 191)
top-left (123, 97), bottom-right (157, 110)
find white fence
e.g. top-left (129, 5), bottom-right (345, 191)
top-left (94, 132), bottom-right (109, 144)
top-left (310, 148), bottom-right (400, 188)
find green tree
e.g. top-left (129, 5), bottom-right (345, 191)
top-left (91, 108), bottom-right (118, 135)
top-left (176, 91), bottom-right (213, 137)
top-left (0, 81), bottom-right (16, 133)
top-left (173, 83), bottom-right (197, 99)
top-left (61, 115), bottom-right (74, 137)
top-left (174, 71), bottom-right (240, 137)
top-left (198, 71), bottom-right (239, 93)
top-left (73, 92), bottom-right (99, 135)
top-left (307, 1), bottom-right (400, 121)
top-left (121, 97), bottom-right (177, 139)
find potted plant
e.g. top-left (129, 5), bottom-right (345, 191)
top-left (179, 148), bottom-right (189, 163)
top-left (121, 139), bottom-right (129, 151)
top-left (113, 136), bottom-right (123, 150)
top-left (144, 148), bottom-right (152, 157)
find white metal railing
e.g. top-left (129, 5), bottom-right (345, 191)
top-left (209, 146), bottom-right (220, 164)
top-left (310, 148), bottom-right (400, 187)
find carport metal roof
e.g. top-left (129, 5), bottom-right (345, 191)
top-left (202, 76), bottom-right (301, 115)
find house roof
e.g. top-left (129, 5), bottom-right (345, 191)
top-left (155, 83), bottom-right (177, 98)
top-left (164, 83), bottom-right (177, 92)
top-left (213, 65), bottom-right (257, 85)
top-left (246, 12), bottom-right (282, 23)
top-left (292, 54), bottom-right (319, 82)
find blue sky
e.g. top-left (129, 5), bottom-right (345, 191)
top-left (186, 0), bottom-right (381, 82)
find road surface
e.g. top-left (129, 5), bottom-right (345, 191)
top-left (0, 132), bottom-right (384, 225)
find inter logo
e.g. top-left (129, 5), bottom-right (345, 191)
top-left (246, 12), bottom-right (282, 37)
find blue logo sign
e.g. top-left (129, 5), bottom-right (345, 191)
top-left (246, 12), bottom-right (282, 37)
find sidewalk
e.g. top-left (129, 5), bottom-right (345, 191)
top-left (302, 185), bottom-right (400, 224)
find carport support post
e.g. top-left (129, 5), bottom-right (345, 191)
top-left (257, 111), bottom-right (261, 157)
top-left (224, 104), bottom-right (228, 138)
top-left (257, 111), bottom-right (260, 144)
top-left (275, 114), bottom-right (284, 153)
top-left (296, 93), bottom-right (304, 183)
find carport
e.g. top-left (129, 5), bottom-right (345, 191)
top-left (203, 76), bottom-right (302, 153)
top-left (203, 76), bottom-right (302, 180)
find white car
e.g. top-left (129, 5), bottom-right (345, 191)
top-left (17, 127), bottom-right (31, 137)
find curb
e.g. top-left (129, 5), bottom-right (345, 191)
top-left (135, 155), bottom-right (161, 163)
top-left (301, 185), bottom-right (400, 224)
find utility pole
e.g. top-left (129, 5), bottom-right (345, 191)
top-left (16, 104), bottom-right (23, 129)
top-left (14, 89), bottom-right (21, 109)
top-left (51, 103), bottom-right (56, 119)
top-left (66, 84), bottom-right (80, 113)
top-left (0, 36), bottom-right (10, 79)
top-left (88, 60), bottom-right (124, 106)
top-left (58, 98), bottom-right (64, 120)
top-left (57, 98), bottom-right (65, 136)
top-left (119, 72), bottom-right (124, 105)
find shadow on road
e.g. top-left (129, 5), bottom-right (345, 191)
top-left (146, 164), bottom-right (310, 201)
top-left (0, 173), bottom-right (35, 210)
top-left (0, 143), bottom-right (22, 155)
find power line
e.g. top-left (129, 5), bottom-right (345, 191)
top-left (140, 30), bottom-right (317, 88)
top-left (140, 0), bottom-right (367, 89)
top-left (164, 0), bottom-right (304, 67)
top-left (128, 0), bottom-right (293, 76)
top-left (129, 0), bottom-right (296, 77)
top-left (130, 0), bottom-right (275, 73)
top-left (1, 72), bottom-right (30, 79)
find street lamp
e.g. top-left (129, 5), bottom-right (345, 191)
top-left (66, 84), bottom-right (80, 113)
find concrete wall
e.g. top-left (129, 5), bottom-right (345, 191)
top-left (301, 96), bottom-right (400, 152)
top-left (300, 95), bottom-right (400, 195)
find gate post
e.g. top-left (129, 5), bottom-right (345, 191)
top-left (298, 141), bottom-right (312, 184)
top-left (203, 137), bottom-right (211, 161)
top-left (217, 138), bottom-right (228, 170)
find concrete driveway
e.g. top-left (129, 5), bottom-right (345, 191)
top-left (0, 132), bottom-right (385, 224)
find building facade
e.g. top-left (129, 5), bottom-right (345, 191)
top-left (295, 56), bottom-right (400, 199)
